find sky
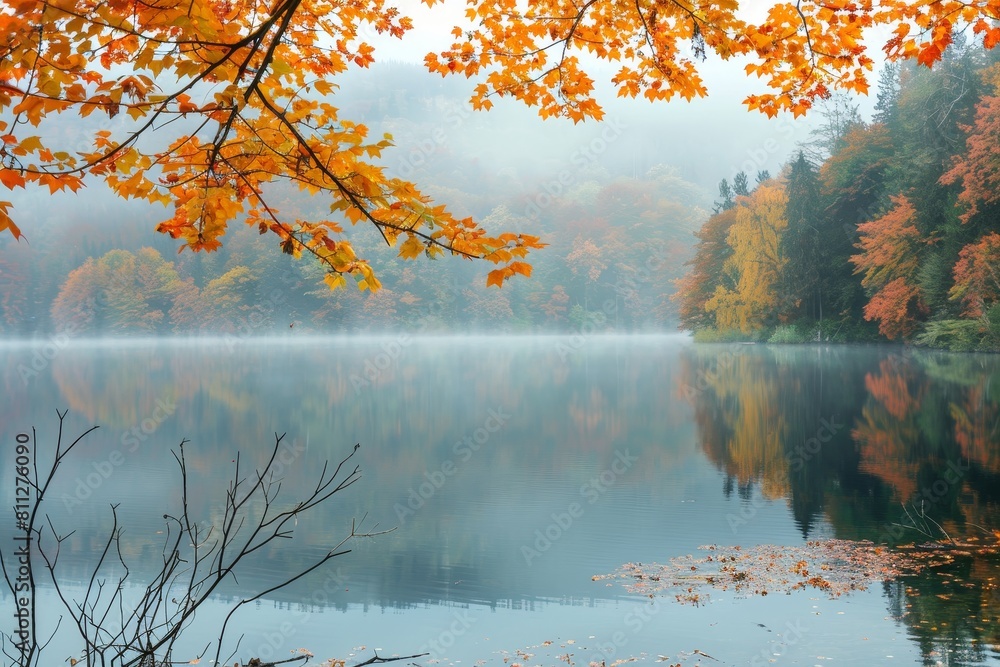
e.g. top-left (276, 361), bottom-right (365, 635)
top-left (349, 0), bottom-right (889, 192)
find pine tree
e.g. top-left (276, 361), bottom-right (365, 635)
top-left (733, 171), bottom-right (751, 197)
top-left (714, 179), bottom-right (736, 213)
top-left (780, 153), bottom-right (824, 322)
top-left (872, 63), bottom-right (901, 126)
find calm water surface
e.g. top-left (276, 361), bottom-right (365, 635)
top-left (2, 335), bottom-right (999, 666)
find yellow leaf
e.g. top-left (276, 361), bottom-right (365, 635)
top-left (508, 261), bottom-right (532, 277)
top-left (271, 59), bottom-right (293, 76)
top-left (19, 136), bottom-right (44, 153)
top-left (398, 235), bottom-right (424, 260)
top-left (324, 273), bottom-right (346, 290)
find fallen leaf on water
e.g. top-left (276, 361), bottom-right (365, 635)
top-left (593, 540), bottom-right (952, 605)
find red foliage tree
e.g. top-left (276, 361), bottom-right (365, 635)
top-left (940, 95), bottom-right (1000, 224)
top-left (950, 232), bottom-right (1000, 317)
top-left (850, 195), bottom-right (927, 339)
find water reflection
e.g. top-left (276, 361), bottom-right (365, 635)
top-left (2, 337), bottom-right (1000, 664)
top-left (1, 336), bottom-right (701, 611)
top-left (680, 343), bottom-right (1000, 665)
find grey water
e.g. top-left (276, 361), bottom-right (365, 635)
top-left (2, 335), bottom-right (999, 666)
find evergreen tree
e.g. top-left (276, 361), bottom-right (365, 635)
top-left (714, 178), bottom-right (735, 213)
top-left (819, 123), bottom-right (895, 320)
top-left (872, 63), bottom-right (900, 126)
top-left (780, 152), bottom-right (824, 322)
top-left (733, 171), bottom-right (750, 197)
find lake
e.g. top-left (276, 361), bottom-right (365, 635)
top-left (2, 335), bottom-right (1000, 666)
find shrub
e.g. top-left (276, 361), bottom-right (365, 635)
top-left (914, 319), bottom-right (983, 352)
top-left (767, 325), bottom-right (808, 344)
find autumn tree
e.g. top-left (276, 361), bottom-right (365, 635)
top-left (132, 247), bottom-right (188, 323)
top-left (704, 182), bottom-right (789, 334)
top-left (820, 124), bottom-right (894, 237)
top-left (566, 235), bottom-right (607, 311)
top-left (850, 195), bottom-right (927, 340)
top-left (195, 265), bottom-right (267, 332)
top-left (818, 123), bottom-right (895, 319)
top-left (950, 233), bottom-right (1000, 318)
top-left (675, 207), bottom-right (738, 331)
top-left (940, 91), bottom-right (1000, 226)
top-left (541, 285), bottom-right (569, 324)
top-left (51, 247), bottom-right (188, 333)
top-left (890, 49), bottom-right (997, 315)
top-left (50, 259), bottom-right (97, 331)
top-left (463, 285), bottom-right (514, 328)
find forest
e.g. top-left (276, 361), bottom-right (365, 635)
top-left (10, 45), bottom-right (1000, 350)
top-left (677, 42), bottom-right (1000, 352)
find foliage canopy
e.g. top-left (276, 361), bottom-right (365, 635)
top-left (2, 0), bottom-right (999, 288)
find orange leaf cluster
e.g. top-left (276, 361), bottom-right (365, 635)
top-left (427, 0), bottom-right (1000, 121)
top-left (0, 0), bottom-right (542, 290)
top-left (850, 195), bottom-right (927, 339)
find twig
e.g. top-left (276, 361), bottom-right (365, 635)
top-left (352, 651), bottom-right (431, 667)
